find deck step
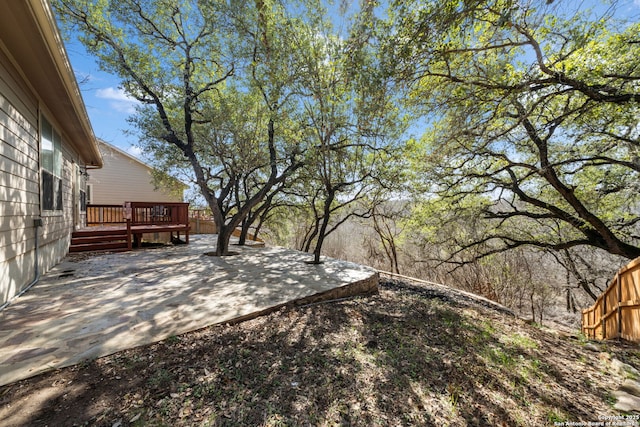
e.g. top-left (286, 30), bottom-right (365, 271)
top-left (72, 228), bottom-right (128, 238)
top-left (69, 241), bottom-right (129, 252)
top-left (70, 228), bottom-right (130, 253)
top-left (71, 235), bottom-right (127, 245)
top-left (70, 222), bottom-right (190, 253)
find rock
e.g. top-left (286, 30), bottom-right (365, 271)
top-left (584, 343), bottom-right (600, 352)
top-left (599, 352), bottom-right (612, 362)
top-left (620, 379), bottom-right (640, 398)
top-left (611, 358), bottom-right (640, 379)
top-left (611, 358), bottom-right (626, 373)
top-left (613, 389), bottom-right (640, 413)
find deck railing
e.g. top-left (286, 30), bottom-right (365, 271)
top-left (85, 202), bottom-right (190, 251)
top-left (125, 202), bottom-right (190, 226)
top-left (189, 209), bottom-right (213, 220)
top-left (86, 204), bottom-right (126, 225)
top-left (582, 257), bottom-right (640, 341)
top-left (88, 202), bottom-right (190, 227)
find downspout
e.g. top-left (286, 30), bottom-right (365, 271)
top-left (0, 218), bottom-right (43, 312)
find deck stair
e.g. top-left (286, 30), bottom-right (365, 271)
top-left (70, 202), bottom-right (191, 253)
top-left (70, 228), bottom-right (129, 253)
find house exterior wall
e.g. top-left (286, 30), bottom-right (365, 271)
top-left (0, 5), bottom-right (95, 307)
top-left (0, 51), bottom-right (41, 305)
top-left (88, 141), bottom-right (183, 205)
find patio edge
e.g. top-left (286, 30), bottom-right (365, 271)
top-left (222, 272), bottom-right (380, 326)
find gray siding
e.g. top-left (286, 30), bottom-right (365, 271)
top-left (0, 51), bottom-right (40, 305)
top-left (0, 50), bottom-right (87, 306)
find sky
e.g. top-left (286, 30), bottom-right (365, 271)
top-left (58, 0), bottom-right (640, 162)
top-left (63, 39), bottom-right (144, 159)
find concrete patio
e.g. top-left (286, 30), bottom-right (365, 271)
top-left (0, 235), bottom-right (378, 386)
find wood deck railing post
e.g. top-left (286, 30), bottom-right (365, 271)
top-left (126, 219), bottom-right (132, 251)
top-left (124, 202), bottom-right (132, 251)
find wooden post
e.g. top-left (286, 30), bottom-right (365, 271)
top-left (617, 273), bottom-right (622, 339)
top-left (124, 203), bottom-right (132, 251)
top-left (602, 292), bottom-right (607, 339)
top-left (126, 219), bottom-right (132, 251)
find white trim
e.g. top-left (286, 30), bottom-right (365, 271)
top-left (28, 0), bottom-right (102, 167)
top-left (40, 113), bottom-right (64, 213)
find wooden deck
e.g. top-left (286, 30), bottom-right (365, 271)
top-left (71, 202), bottom-right (190, 252)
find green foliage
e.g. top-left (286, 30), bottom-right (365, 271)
top-left (56, 0), bottom-right (408, 256)
top-left (147, 368), bottom-right (173, 389)
top-left (149, 168), bottom-right (186, 200)
top-left (546, 409), bottom-right (567, 424)
top-left (54, 0), bottom-right (321, 254)
top-left (55, 0), bottom-right (638, 305)
top-left (386, 0), bottom-right (640, 265)
top-left (256, 5), bottom-right (409, 262)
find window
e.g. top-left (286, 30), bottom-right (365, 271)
top-left (86, 183), bottom-right (93, 205)
top-left (80, 190), bottom-right (87, 212)
top-left (41, 116), bottom-right (63, 211)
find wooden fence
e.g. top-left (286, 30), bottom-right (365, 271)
top-left (187, 217), bottom-right (265, 244)
top-left (189, 217), bottom-right (217, 234)
top-left (582, 257), bottom-right (640, 341)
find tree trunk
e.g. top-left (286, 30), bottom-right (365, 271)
top-left (254, 212), bottom-right (266, 241)
top-left (529, 291), bottom-right (536, 324)
top-left (391, 242), bottom-right (400, 274)
top-left (239, 217), bottom-right (249, 246)
top-left (311, 191), bottom-right (335, 264)
top-left (312, 232), bottom-right (325, 264)
top-left (216, 225), bottom-right (233, 256)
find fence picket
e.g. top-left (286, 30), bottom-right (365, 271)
top-left (582, 257), bottom-right (640, 342)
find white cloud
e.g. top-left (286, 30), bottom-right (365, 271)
top-left (95, 87), bottom-right (140, 114)
top-left (95, 87), bottom-right (134, 102)
top-left (126, 145), bottom-right (143, 158)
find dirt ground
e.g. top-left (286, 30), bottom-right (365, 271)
top-left (1, 279), bottom-right (638, 426)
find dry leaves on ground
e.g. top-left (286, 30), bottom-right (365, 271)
top-left (1, 279), bottom-right (638, 426)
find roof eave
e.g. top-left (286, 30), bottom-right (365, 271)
top-left (30, 0), bottom-right (103, 168)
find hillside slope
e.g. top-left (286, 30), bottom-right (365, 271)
top-left (1, 279), bottom-right (638, 426)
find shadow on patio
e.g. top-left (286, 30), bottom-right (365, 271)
top-left (0, 235), bottom-right (378, 386)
